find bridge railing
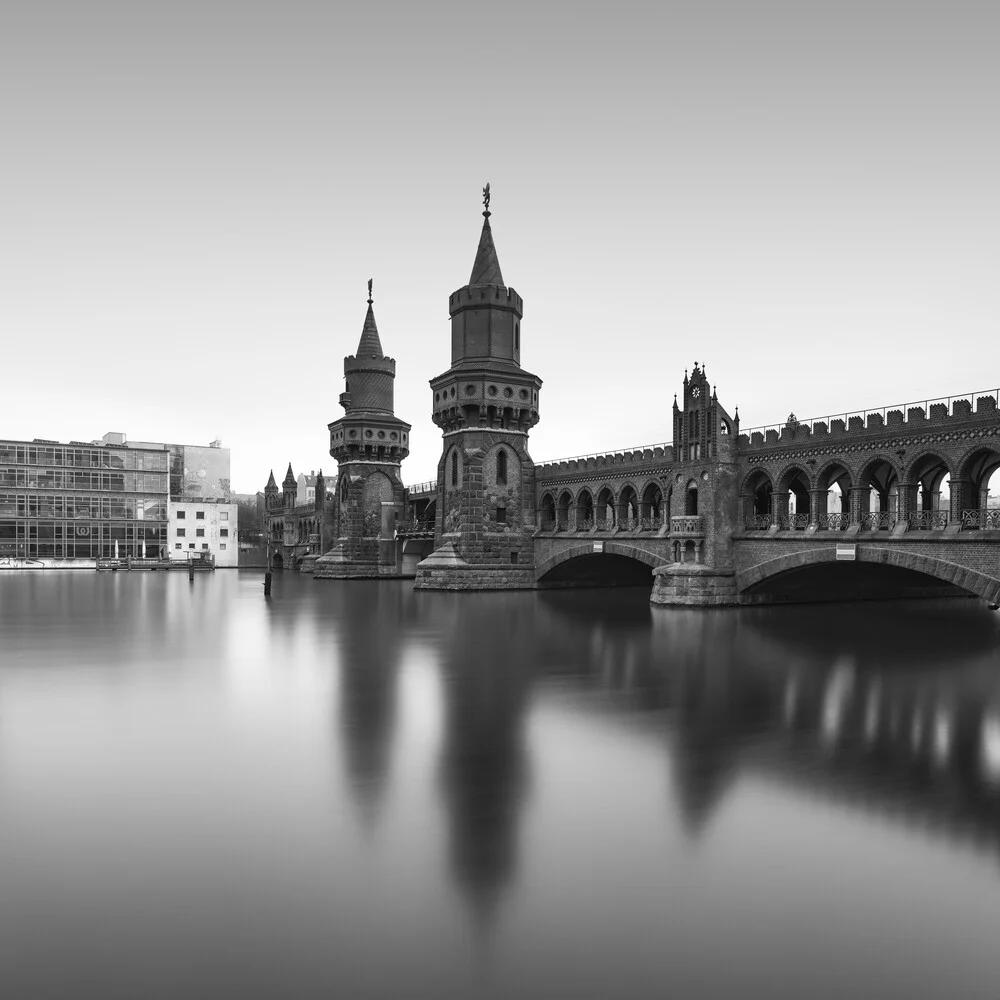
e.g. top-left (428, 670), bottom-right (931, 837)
top-left (536, 441), bottom-right (673, 472)
top-left (742, 510), bottom-right (998, 532)
top-left (738, 387), bottom-right (1000, 448)
top-left (405, 480), bottom-right (437, 495)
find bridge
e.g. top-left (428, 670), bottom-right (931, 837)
top-left (522, 383), bottom-right (1000, 605)
top-left (293, 198), bottom-right (999, 606)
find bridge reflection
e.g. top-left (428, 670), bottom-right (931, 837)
top-left (329, 584), bottom-right (1000, 932)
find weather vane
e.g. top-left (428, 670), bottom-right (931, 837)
top-left (482, 181), bottom-right (491, 216)
top-left (367, 277), bottom-right (373, 304)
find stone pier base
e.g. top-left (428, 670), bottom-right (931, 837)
top-left (650, 564), bottom-right (738, 606)
top-left (413, 542), bottom-right (537, 591)
top-left (313, 540), bottom-right (395, 580)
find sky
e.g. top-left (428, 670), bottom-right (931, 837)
top-left (2, 1), bottom-right (998, 493)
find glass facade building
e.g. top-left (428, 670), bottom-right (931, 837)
top-left (0, 439), bottom-right (169, 563)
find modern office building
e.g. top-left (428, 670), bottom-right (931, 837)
top-left (128, 436), bottom-right (232, 501)
top-left (0, 437), bottom-right (170, 567)
top-left (168, 499), bottom-right (239, 567)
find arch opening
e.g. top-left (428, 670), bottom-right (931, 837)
top-left (539, 492), bottom-right (556, 530)
top-left (618, 486), bottom-right (639, 530)
top-left (538, 551), bottom-right (656, 589)
top-left (685, 480), bottom-right (698, 517)
top-left (576, 489), bottom-right (594, 530)
top-left (959, 447), bottom-right (1000, 529)
top-left (640, 483), bottom-right (664, 529)
top-left (557, 490), bottom-right (573, 530)
top-left (596, 487), bottom-right (616, 530)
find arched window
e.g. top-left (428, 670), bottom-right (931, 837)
top-left (686, 480), bottom-right (698, 516)
top-left (450, 450), bottom-right (458, 487)
top-left (496, 448), bottom-right (507, 485)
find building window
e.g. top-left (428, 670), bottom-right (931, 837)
top-left (496, 448), bottom-right (507, 485)
top-left (196, 528), bottom-right (205, 537)
top-left (220, 543), bottom-right (227, 550)
top-left (510, 551), bottom-right (518, 564)
top-left (177, 528), bottom-right (186, 537)
top-left (177, 510), bottom-right (186, 519)
top-left (220, 512), bottom-right (229, 520)
top-left (220, 528), bottom-right (228, 537)
top-left (196, 511), bottom-right (205, 520)
top-left (189, 543), bottom-right (195, 549)
top-left (174, 543), bottom-right (181, 550)
top-left (451, 450), bottom-right (458, 487)
top-left (202, 544), bottom-right (208, 550)
top-left (496, 506), bottom-right (507, 525)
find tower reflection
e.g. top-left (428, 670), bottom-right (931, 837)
top-left (435, 593), bottom-right (533, 928)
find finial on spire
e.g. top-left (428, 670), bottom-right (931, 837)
top-left (367, 278), bottom-right (373, 305)
top-left (482, 182), bottom-right (491, 217)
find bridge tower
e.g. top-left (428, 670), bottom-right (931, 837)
top-left (314, 282), bottom-right (411, 579)
top-left (651, 362), bottom-right (741, 605)
top-left (415, 186), bottom-right (542, 590)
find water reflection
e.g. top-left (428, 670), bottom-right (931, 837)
top-left (434, 594), bottom-right (532, 927)
top-left (3, 574), bottom-right (1000, 998)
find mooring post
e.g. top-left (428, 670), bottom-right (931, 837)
top-left (264, 571), bottom-right (272, 596)
top-left (188, 562), bottom-right (194, 583)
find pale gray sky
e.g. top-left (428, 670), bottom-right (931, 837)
top-left (2, 1), bottom-right (998, 491)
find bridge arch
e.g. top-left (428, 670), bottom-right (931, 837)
top-left (957, 444), bottom-right (1000, 514)
top-left (903, 449), bottom-right (952, 512)
top-left (596, 485), bottom-right (616, 527)
top-left (535, 540), bottom-right (662, 583)
top-left (576, 488), bottom-right (595, 529)
top-left (741, 469), bottom-right (773, 524)
top-left (539, 491), bottom-right (556, 526)
top-left (857, 454), bottom-right (901, 521)
top-left (776, 464), bottom-right (812, 517)
top-left (736, 546), bottom-right (1000, 603)
top-left (617, 483), bottom-right (639, 526)
top-left (640, 481), bottom-right (664, 524)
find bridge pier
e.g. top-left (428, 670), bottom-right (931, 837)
top-left (650, 565), bottom-right (738, 606)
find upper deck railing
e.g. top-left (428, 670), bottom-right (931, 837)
top-left (535, 441), bottom-right (673, 471)
top-left (739, 387), bottom-right (1000, 448)
top-left (405, 480), bottom-right (437, 495)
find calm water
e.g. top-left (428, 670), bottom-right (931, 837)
top-left (2, 571), bottom-right (1000, 999)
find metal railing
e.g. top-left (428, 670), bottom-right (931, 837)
top-left (909, 510), bottom-right (950, 530)
top-left (816, 513), bottom-right (850, 531)
top-left (405, 480), bottom-right (437, 495)
top-left (861, 511), bottom-right (896, 531)
top-left (961, 509), bottom-right (1000, 530)
top-left (536, 441), bottom-right (672, 467)
top-left (740, 387), bottom-right (1000, 440)
top-left (777, 513), bottom-right (811, 530)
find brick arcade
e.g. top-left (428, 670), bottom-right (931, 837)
top-left (274, 190), bottom-right (1000, 607)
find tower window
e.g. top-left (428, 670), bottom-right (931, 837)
top-left (451, 450), bottom-right (458, 487)
top-left (496, 448), bottom-right (507, 485)
top-left (686, 482), bottom-right (699, 516)
top-left (515, 323), bottom-right (519, 351)
top-left (496, 506), bottom-right (507, 525)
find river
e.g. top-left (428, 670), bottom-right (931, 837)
top-left (1, 570), bottom-right (999, 998)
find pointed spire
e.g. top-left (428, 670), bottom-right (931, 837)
top-left (356, 278), bottom-right (384, 358)
top-left (469, 183), bottom-right (505, 286)
top-left (265, 469), bottom-right (278, 491)
top-left (283, 462), bottom-right (296, 488)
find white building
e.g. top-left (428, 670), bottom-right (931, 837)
top-left (168, 499), bottom-right (239, 567)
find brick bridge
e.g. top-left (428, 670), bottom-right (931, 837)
top-left (406, 377), bottom-right (1000, 606)
top-left (316, 196), bottom-right (999, 606)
